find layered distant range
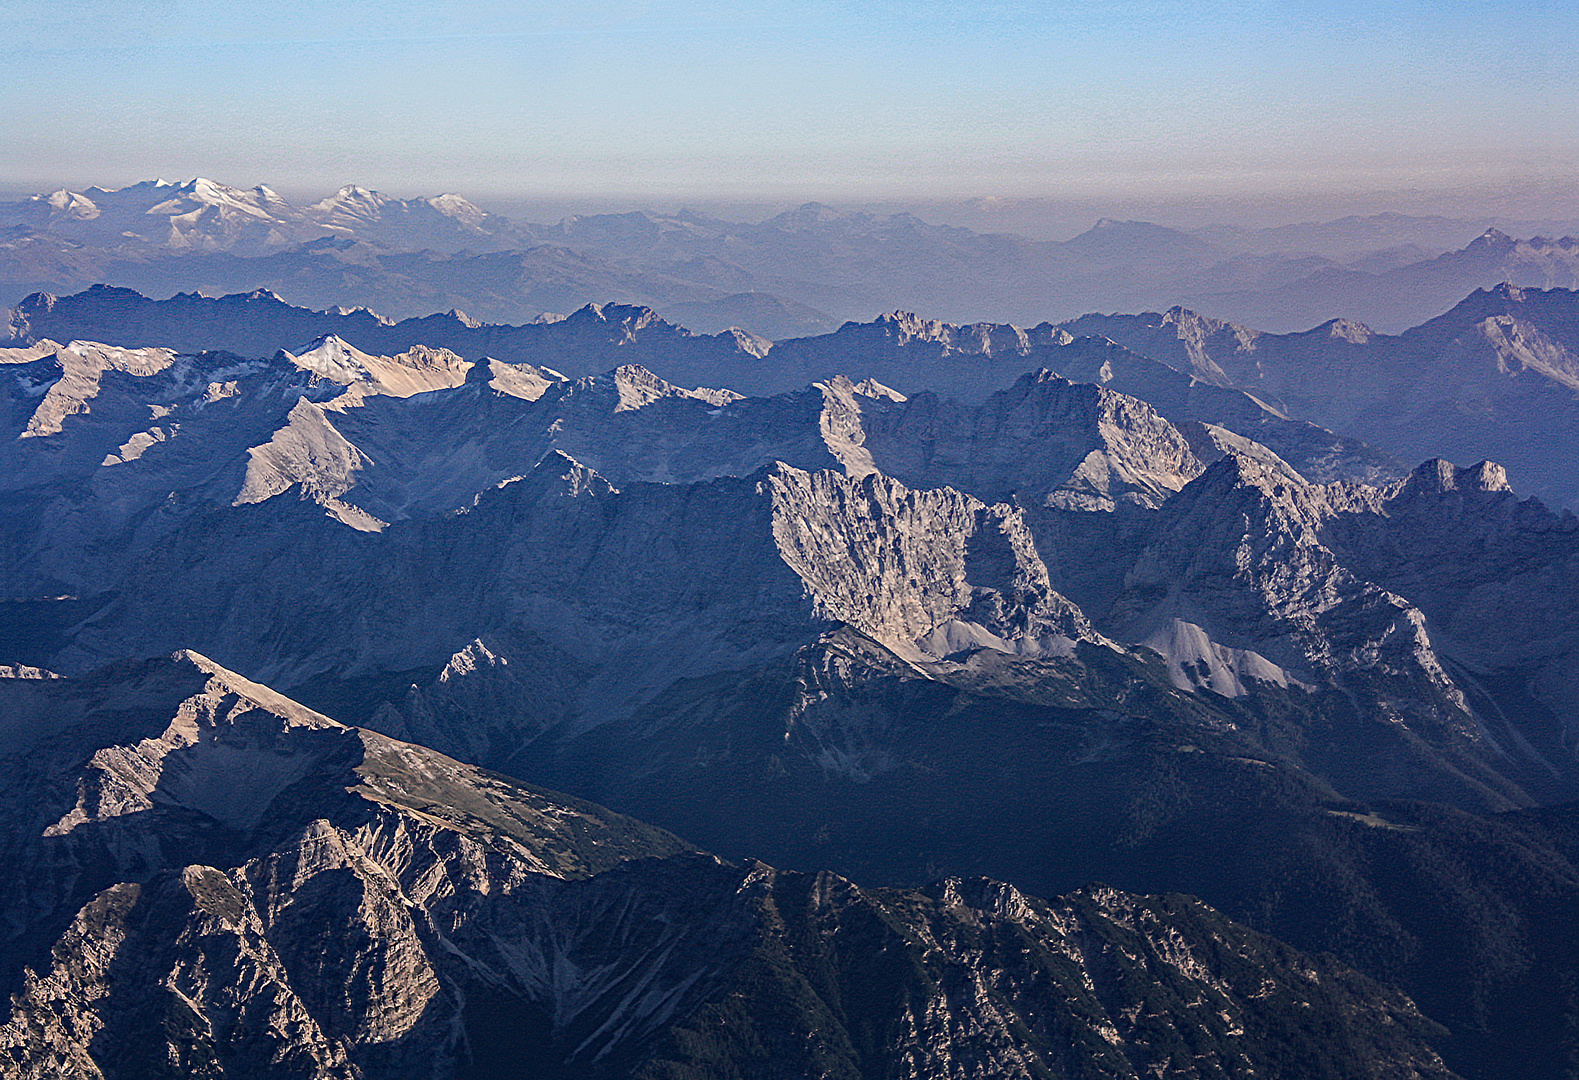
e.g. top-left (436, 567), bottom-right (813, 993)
top-left (11, 274), bottom-right (1579, 511)
top-left (4, 177), bottom-right (1579, 334)
top-left (7, 181), bottom-right (1579, 1079)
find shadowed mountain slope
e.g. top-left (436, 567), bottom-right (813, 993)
top-left (0, 654), bottom-right (1458, 1079)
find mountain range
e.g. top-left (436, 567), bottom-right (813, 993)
top-left (9, 275), bottom-right (1579, 1074)
top-left (1, 178), bottom-right (521, 255)
top-left (5, 179), bottom-right (1579, 335)
top-left (8, 178), bottom-right (1579, 1077)
top-left (12, 279), bottom-right (1579, 508)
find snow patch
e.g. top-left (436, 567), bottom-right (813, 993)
top-left (1138, 618), bottom-right (1311, 698)
top-left (917, 620), bottom-right (1080, 661)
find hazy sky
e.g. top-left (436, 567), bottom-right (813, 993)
top-left (3, 0), bottom-right (1574, 218)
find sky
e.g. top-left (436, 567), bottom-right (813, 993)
top-left (2, 0), bottom-right (1574, 223)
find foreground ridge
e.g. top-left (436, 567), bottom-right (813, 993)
top-left (0, 655), bottom-right (1456, 1079)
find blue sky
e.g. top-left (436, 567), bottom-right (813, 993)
top-left (2, 0), bottom-right (1573, 215)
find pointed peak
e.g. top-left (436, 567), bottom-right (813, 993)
top-left (426, 192), bottom-right (485, 218)
top-left (565, 301), bottom-right (668, 333)
top-left (293, 332), bottom-right (356, 354)
top-left (14, 287), bottom-right (59, 312)
top-left (280, 334), bottom-right (377, 383)
top-left (167, 647), bottom-right (230, 674)
top-left (608, 361), bottom-right (670, 389)
top-left (1467, 227), bottom-right (1516, 251)
top-left (43, 189), bottom-right (99, 217)
top-left (1436, 283), bottom-right (1532, 322)
top-left (1189, 448), bottom-right (1291, 495)
top-left (718, 326), bottom-right (772, 357)
top-left (476, 450), bottom-right (618, 507)
top-left (756, 458), bottom-right (811, 483)
top-left (527, 448), bottom-right (618, 496)
top-left (1011, 367), bottom-right (1078, 391)
top-left (1182, 422), bottom-right (1307, 487)
top-left (1158, 305), bottom-right (1232, 333)
top-left (325, 304), bottom-right (395, 325)
top-left (309, 184), bottom-right (391, 213)
top-left (870, 310), bottom-right (955, 341)
top-left (538, 447), bottom-right (587, 469)
top-left (482, 357), bottom-right (566, 400)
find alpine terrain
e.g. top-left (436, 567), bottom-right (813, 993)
top-left (4, 187), bottom-right (1579, 1078)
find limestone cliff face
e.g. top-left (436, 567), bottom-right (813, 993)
top-left (21, 281), bottom-right (1579, 506)
top-left (1121, 449), bottom-right (1579, 725)
top-left (5, 335), bottom-right (1225, 601)
top-left (1116, 455), bottom-right (1397, 673)
top-left (763, 463), bottom-right (1095, 659)
top-left (1319, 460), bottom-right (1579, 783)
top-left (4, 287), bottom-right (772, 388)
top-left (1061, 449), bottom-right (1579, 806)
top-left (28, 446), bottom-right (1091, 765)
top-left (0, 651), bottom-right (695, 1079)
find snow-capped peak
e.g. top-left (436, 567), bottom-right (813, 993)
top-left (41, 190), bottom-right (99, 219)
top-left (426, 193), bottom-right (486, 225)
top-left (281, 334), bottom-right (378, 384)
top-left (314, 184), bottom-right (389, 208)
